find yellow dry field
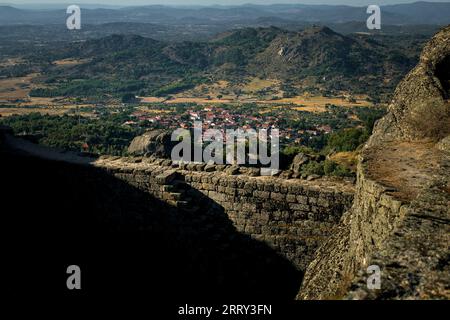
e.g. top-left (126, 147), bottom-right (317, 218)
top-left (136, 106), bottom-right (172, 114)
top-left (0, 72), bottom-right (96, 117)
top-left (291, 105), bottom-right (328, 113)
top-left (140, 97), bottom-right (166, 103)
top-left (0, 106), bottom-right (92, 117)
top-left (138, 94), bottom-right (373, 112)
top-left (174, 78), bottom-right (279, 100)
top-left (0, 96), bottom-right (96, 116)
top-left (194, 80), bottom-right (229, 92)
top-left (19, 97), bottom-right (61, 106)
top-left (140, 95), bottom-right (234, 105)
top-left (172, 80), bottom-right (234, 100)
top-left (140, 77), bottom-right (372, 112)
top-left (166, 97), bottom-right (232, 104)
top-left (0, 58), bottom-right (25, 67)
top-left (52, 58), bottom-right (90, 66)
top-left (274, 95), bottom-right (372, 108)
top-left (0, 75), bottom-right (36, 101)
top-left (242, 78), bottom-right (279, 92)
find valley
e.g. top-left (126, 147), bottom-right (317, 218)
top-left (1, 2), bottom-right (449, 304)
top-left (0, 23), bottom-right (419, 177)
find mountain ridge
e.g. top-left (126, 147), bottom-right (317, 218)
top-left (0, 2), bottom-right (449, 26)
top-left (33, 26), bottom-right (418, 100)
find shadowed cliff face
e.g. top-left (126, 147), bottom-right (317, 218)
top-left (1, 143), bottom-right (301, 300)
top-left (435, 55), bottom-right (450, 98)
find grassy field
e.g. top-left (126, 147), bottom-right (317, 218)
top-left (0, 70), bottom-right (96, 117)
top-left (138, 94), bottom-right (373, 111)
top-left (277, 95), bottom-right (372, 108)
top-left (0, 71), bottom-right (374, 118)
top-left (242, 78), bottom-right (279, 93)
top-left (52, 58), bottom-right (90, 66)
top-left (0, 74), bottom-right (35, 102)
top-left (140, 77), bottom-right (373, 111)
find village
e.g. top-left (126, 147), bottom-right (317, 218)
top-left (122, 102), bottom-right (357, 149)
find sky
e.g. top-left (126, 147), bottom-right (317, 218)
top-left (4, 0), bottom-right (450, 7)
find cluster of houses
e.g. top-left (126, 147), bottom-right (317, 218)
top-left (124, 105), bottom-right (334, 145)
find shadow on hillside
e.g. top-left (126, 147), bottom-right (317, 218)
top-left (2, 148), bottom-right (302, 301)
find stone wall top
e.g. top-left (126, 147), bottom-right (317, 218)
top-left (94, 155), bottom-right (356, 196)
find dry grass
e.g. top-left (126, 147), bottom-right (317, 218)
top-left (407, 99), bottom-right (450, 141)
top-left (0, 58), bottom-right (25, 67)
top-left (242, 78), bottom-right (279, 93)
top-left (140, 97), bottom-right (166, 103)
top-left (0, 74), bottom-right (36, 101)
top-left (52, 58), bottom-right (90, 66)
top-left (0, 106), bottom-right (75, 117)
top-left (166, 97), bottom-right (232, 104)
top-left (275, 96), bottom-right (372, 108)
top-left (139, 77), bottom-right (373, 111)
top-left (365, 141), bottom-right (443, 202)
top-left (136, 106), bottom-right (172, 114)
top-left (0, 72), bottom-right (97, 117)
top-left (137, 94), bottom-right (374, 111)
top-left (291, 105), bottom-right (328, 113)
top-left (329, 151), bottom-right (359, 172)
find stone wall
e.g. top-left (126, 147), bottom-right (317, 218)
top-left (298, 150), bottom-right (450, 300)
top-left (0, 142), bottom-right (302, 299)
top-left (347, 157), bottom-right (450, 299)
top-left (95, 156), bottom-right (354, 271)
top-left (297, 154), bottom-right (409, 299)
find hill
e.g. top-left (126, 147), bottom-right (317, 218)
top-left (25, 26), bottom-right (420, 100)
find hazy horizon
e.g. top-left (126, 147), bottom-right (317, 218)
top-left (3, 0), bottom-right (450, 7)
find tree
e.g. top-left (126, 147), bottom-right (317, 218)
top-left (326, 128), bottom-right (369, 152)
top-left (122, 93), bottom-right (137, 104)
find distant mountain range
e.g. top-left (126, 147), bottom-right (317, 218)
top-left (0, 2), bottom-right (449, 26)
top-left (25, 26), bottom-right (421, 100)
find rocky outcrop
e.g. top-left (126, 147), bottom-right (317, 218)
top-left (368, 25), bottom-right (450, 145)
top-left (298, 25), bottom-right (450, 300)
top-left (290, 153), bottom-right (311, 173)
top-left (127, 129), bottom-right (175, 158)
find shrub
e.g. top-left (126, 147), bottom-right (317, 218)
top-left (323, 160), bottom-right (338, 175)
top-left (301, 161), bottom-right (324, 176)
top-left (282, 145), bottom-right (317, 157)
top-left (325, 128), bottom-right (370, 152)
top-left (324, 160), bottom-right (353, 177)
top-left (122, 93), bottom-right (136, 103)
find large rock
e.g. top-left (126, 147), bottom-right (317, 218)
top-left (128, 130), bottom-right (176, 158)
top-left (368, 25), bottom-right (450, 146)
top-left (290, 153), bottom-right (311, 173)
